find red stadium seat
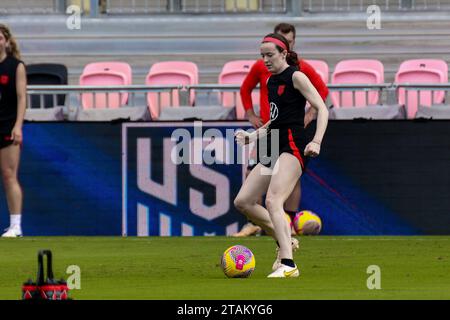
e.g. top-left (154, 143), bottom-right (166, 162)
top-left (145, 61), bottom-right (199, 120)
top-left (79, 62), bottom-right (132, 109)
top-left (304, 59), bottom-right (329, 84)
top-left (331, 59), bottom-right (384, 108)
top-left (395, 59), bottom-right (448, 119)
top-left (218, 60), bottom-right (257, 120)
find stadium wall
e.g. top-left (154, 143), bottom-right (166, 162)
top-left (0, 121), bottom-right (448, 236)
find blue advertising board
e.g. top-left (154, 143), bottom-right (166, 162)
top-left (2, 121), bottom-right (448, 236)
top-left (122, 122), bottom-right (249, 236)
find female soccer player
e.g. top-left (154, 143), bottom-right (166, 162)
top-left (0, 24), bottom-right (26, 237)
top-left (234, 23), bottom-right (328, 237)
top-left (234, 33), bottom-right (329, 277)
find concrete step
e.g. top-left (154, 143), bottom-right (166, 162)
top-left (17, 36), bottom-right (450, 57)
top-left (5, 15), bottom-right (450, 37)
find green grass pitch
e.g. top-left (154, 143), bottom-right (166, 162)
top-left (0, 236), bottom-right (449, 300)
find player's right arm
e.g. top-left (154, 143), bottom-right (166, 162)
top-left (293, 72), bottom-right (329, 157)
top-left (240, 61), bottom-right (263, 128)
top-left (235, 120), bottom-right (271, 146)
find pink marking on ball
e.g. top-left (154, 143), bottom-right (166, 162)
top-left (235, 254), bottom-right (245, 270)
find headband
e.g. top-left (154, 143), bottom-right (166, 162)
top-left (262, 37), bottom-right (288, 51)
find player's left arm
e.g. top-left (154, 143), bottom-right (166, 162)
top-left (292, 71), bottom-right (329, 157)
top-left (300, 61), bottom-right (329, 127)
top-left (12, 63), bottom-right (27, 144)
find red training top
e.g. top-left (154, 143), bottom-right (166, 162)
top-left (240, 59), bottom-right (329, 124)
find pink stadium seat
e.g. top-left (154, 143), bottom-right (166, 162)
top-left (395, 59), bottom-right (448, 119)
top-left (303, 60), bottom-right (329, 110)
top-left (304, 59), bottom-right (329, 84)
top-left (331, 59), bottom-right (384, 108)
top-left (146, 61), bottom-right (199, 120)
top-left (79, 62), bottom-right (132, 109)
top-left (218, 60), bottom-right (257, 120)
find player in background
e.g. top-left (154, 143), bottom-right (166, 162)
top-left (0, 24), bottom-right (26, 237)
top-left (233, 23), bottom-right (328, 237)
top-left (234, 33), bottom-right (328, 277)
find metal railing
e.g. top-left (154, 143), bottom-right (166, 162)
top-left (27, 84), bottom-right (183, 109)
top-left (0, 0), bottom-right (63, 14)
top-left (26, 83), bottom-right (450, 120)
top-left (327, 83), bottom-right (393, 107)
top-left (395, 83), bottom-right (450, 113)
top-left (4, 0), bottom-right (449, 15)
top-left (0, 0), bottom-right (102, 15)
top-left (188, 84), bottom-right (390, 107)
top-left (303, 0), bottom-right (450, 12)
top-left (187, 84), bottom-right (249, 106)
top-left (1, 0), bottom-right (288, 15)
top-left (106, 0), bottom-right (288, 14)
top-left (106, 0), bottom-right (171, 14)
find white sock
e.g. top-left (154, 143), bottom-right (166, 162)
top-left (10, 214), bottom-right (22, 229)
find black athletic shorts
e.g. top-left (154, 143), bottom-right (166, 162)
top-left (0, 133), bottom-right (14, 149)
top-left (257, 125), bottom-right (310, 172)
top-left (0, 120), bottom-right (17, 149)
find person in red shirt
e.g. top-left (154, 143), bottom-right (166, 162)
top-left (233, 23), bottom-right (328, 237)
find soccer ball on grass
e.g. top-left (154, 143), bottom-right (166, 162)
top-left (221, 245), bottom-right (255, 278)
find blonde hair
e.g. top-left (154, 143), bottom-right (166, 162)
top-left (0, 24), bottom-right (21, 60)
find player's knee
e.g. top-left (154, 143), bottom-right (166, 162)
top-left (265, 193), bottom-right (282, 213)
top-left (234, 196), bottom-right (249, 213)
top-left (1, 167), bottom-right (16, 184)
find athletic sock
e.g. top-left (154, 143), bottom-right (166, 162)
top-left (285, 210), bottom-right (297, 220)
top-left (10, 214), bottom-right (21, 229)
top-left (281, 259), bottom-right (295, 268)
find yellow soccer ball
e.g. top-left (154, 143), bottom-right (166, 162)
top-left (284, 213), bottom-right (292, 227)
top-left (293, 210), bottom-right (322, 235)
top-left (221, 245), bottom-right (255, 278)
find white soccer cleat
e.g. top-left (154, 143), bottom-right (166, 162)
top-left (267, 264), bottom-right (300, 278)
top-left (1, 227), bottom-right (23, 238)
top-left (272, 238), bottom-right (299, 271)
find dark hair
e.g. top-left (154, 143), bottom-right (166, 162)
top-left (262, 33), bottom-right (298, 67)
top-left (274, 23), bottom-right (296, 38)
top-left (0, 24), bottom-right (21, 59)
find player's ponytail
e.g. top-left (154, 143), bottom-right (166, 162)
top-left (286, 50), bottom-right (299, 67)
top-left (0, 24), bottom-right (21, 60)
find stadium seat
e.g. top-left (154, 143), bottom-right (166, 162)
top-left (303, 59), bottom-right (329, 111)
top-left (27, 63), bottom-right (68, 108)
top-left (145, 61), bottom-right (199, 120)
top-left (331, 59), bottom-right (384, 108)
top-left (304, 59), bottom-right (329, 84)
top-left (394, 59), bottom-right (448, 119)
top-left (79, 62), bottom-right (132, 109)
top-left (218, 60), bottom-right (257, 120)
